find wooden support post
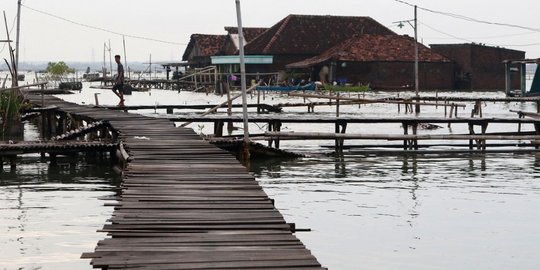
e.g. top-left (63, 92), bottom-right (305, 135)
top-left (412, 122), bottom-right (418, 150)
top-left (335, 123), bottom-right (340, 152)
top-left (10, 156), bottom-right (16, 171)
top-left (166, 108), bottom-right (173, 114)
top-left (275, 121), bottom-right (282, 149)
top-left (468, 123), bottom-right (474, 150)
top-left (479, 102), bottom-right (483, 118)
top-left (267, 121), bottom-right (274, 147)
top-left (336, 93), bottom-right (340, 117)
top-left (214, 120), bottom-right (224, 137)
top-left (481, 123), bottom-right (488, 150)
top-left (257, 90), bottom-right (261, 113)
top-left (535, 123), bottom-right (540, 149)
top-left (403, 122), bottom-right (409, 150)
top-left (334, 122), bottom-right (347, 153)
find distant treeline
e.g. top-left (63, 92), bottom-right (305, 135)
top-left (0, 61), bottom-right (162, 73)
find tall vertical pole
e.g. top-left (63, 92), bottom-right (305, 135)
top-left (103, 42), bottom-right (106, 79)
top-left (236, 0), bottom-right (250, 160)
top-left (108, 40), bottom-right (113, 81)
top-left (414, 5), bottom-right (420, 113)
top-left (15, 0), bottom-right (21, 70)
top-left (123, 35), bottom-right (129, 79)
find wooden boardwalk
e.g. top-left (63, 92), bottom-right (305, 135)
top-left (25, 95), bottom-right (324, 270)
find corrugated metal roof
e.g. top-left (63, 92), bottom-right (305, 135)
top-left (287, 34), bottom-right (451, 68)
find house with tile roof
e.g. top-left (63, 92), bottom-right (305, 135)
top-left (182, 14), bottom-right (523, 90)
top-left (286, 34), bottom-right (454, 90)
top-left (182, 34), bottom-right (227, 68)
top-left (243, 14), bottom-right (396, 74)
top-left (182, 28), bottom-right (268, 68)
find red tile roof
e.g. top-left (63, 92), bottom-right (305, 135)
top-left (182, 34), bottom-right (227, 61)
top-left (244, 15), bottom-right (396, 55)
top-left (287, 35), bottom-right (451, 68)
top-left (224, 27), bottom-right (269, 42)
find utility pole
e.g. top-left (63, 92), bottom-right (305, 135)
top-left (123, 35), bottom-right (129, 79)
top-left (414, 5), bottom-right (420, 113)
top-left (394, 5), bottom-right (420, 113)
top-left (236, 0), bottom-right (250, 161)
top-left (15, 0), bottom-right (21, 70)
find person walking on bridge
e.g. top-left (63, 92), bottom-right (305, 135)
top-left (112, 55), bottom-right (125, 106)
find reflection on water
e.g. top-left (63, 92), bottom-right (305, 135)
top-left (4, 85), bottom-right (540, 269)
top-left (0, 155), bottom-right (119, 270)
top-left (251, 153), bottom-right (540, 270)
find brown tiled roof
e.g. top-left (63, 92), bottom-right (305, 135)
top-left (182, 34), bottom-right (227, 61)
top-left (224, 27), bottom-right (269, 42)
top-left (287, 35), bottom-right (451, 68)
top-left (244, 15), bottom-right (395, 55)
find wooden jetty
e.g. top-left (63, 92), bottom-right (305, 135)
top-left (20, 94), bottom-right (324, 269)
top-left (166, 114), bottom-right (540, 152)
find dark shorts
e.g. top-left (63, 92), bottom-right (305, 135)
top-left (112, 83), bottom-right (124, 92)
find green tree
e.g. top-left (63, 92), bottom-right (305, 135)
top-left (46, 61), bottom-right (75, 76)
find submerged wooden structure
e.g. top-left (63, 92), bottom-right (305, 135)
top-left (168, 114), bottom-right (540, 153)
top-left (16, 94), bottom-right (324, 269)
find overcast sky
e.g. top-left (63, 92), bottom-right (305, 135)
top-left (1, 0), bottom-right (540, 62)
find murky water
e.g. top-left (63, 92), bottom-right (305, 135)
top-left (2, 79), bottom-right (540, 269)
top-left (251, 154), bottom-right (540, 270)
top-left (1, 121), bottom-right (120, 270)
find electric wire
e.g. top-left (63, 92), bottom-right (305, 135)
top-left (21, 3), bottom-right (187, 46)
top-left (393, 0), bottom-right (540, 32)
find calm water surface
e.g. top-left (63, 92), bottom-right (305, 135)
top-left (1, 122), bottom-right (119, 270)
top-left (2, 80), bottom-right (540, 269)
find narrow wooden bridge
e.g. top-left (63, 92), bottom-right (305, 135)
top-left (23, 95), bottom-right (325, 269)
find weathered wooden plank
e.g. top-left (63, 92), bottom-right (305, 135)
top-left (27, 95), bottom-right (324, 270)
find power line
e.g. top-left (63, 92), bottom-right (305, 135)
top-left (419, 22), bottom-right (474, 43)
top-left (392, 0), bottom-right (540, 33)
top-left (21, 4), bottom-right (187, 46)
top-left (420, 21), bottom-right (540, 48)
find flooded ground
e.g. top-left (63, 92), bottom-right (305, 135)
top-left (2, 80), bottom-right (540, 269)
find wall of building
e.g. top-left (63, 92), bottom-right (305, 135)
top-left (431, 44), bottom-right (525, 90)
top-left (334, 61), bottom-right (455, 90)
top-left (470, 45), bottom-right (524, 90)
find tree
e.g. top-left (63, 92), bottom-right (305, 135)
top-left (46, 61), bottom-right (75, 76)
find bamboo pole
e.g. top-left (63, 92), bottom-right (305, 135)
top-left (262, 131), bottom-right (540, 141)
top-left (178, 81), bottom-right (259, 128)
top-left (288, 92), bottom-right (465, 108)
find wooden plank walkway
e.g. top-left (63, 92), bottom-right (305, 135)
top-left (25, 95), bottom-right (324, 270)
